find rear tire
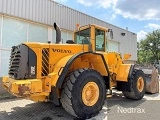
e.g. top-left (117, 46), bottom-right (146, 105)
top-left (122, 70), bottom-right (146, 100)
top-left (60, 68), bottom-right (106, 119)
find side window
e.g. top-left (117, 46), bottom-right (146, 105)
top-left (75, 28), bottom-right (90, 44)
top-left (95, 29), bottom-right (105, 51)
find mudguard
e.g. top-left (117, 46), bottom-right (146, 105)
top-left (48, 52), bottom-right (110, 88)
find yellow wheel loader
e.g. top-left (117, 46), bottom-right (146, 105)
top-left (3, 23), bottom-right (147, 119)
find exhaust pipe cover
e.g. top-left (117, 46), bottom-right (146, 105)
top-left (54, 23), bottom-right (61, 44)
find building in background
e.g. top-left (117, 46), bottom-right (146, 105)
top-left (0, 0), bottom-right (137, 76)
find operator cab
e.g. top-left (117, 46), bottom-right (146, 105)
top-left (74, 24), bottom-right (113, 52)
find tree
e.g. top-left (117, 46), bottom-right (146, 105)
top-left (137, 29), bottom-right (160, 64)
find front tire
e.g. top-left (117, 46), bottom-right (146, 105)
top-left (60, 68), bottom-right (106, 119)
top-left (123, 70), bottom-right (146, 100)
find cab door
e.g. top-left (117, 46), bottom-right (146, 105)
top-left (95, 28), bottom-right (106, 52)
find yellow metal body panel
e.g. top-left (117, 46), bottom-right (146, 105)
top-left (47, 52), bottom-right (109, 87)
top-left (49, 55), bottom-right (74, 86)
top-left (24, 43), bottom-right (89, 79)
top-left (30, 48), bottom-right (43, 78)
top-left (48, 44), bottom-right (87, 72)
top-left (103, 52), bottom-right (123, 73)
top-left (116, 64), bottom-right (131, 82)
top-left (31, 80), bottom-right (42, 93)
top-left (70, 53), bottom-right (108, 76)
top-left (44, 77), bottom-right (52, 92)
top-left (2, 76), bottom-right (49, 101)
top-left (2, 24), bottom-right (133, 102)
top-left (23, 43), bottom-right (49, 79)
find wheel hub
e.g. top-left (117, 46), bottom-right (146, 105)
top-left (86, 88), bottom-right (92, 100)
top-left (137, 77), bottom-right (144, 92)
top-left (82, 82), bottom-right (99, 106)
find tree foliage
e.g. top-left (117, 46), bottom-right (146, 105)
top-left (137, 29), bottom-right (160, 64)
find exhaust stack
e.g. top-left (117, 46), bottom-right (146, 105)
top-left (54, 23), bottom-right (61, 44)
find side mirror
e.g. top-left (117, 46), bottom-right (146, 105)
top-left (108, 29), bottom-right (113, 40)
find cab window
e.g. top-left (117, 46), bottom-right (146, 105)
top-left (95, 29), bottom-right (105, 51)
top-left (75, 28), bottom-right (90, 44)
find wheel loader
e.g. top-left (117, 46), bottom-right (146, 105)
top-left (2, 23), bottom-right (149, 119)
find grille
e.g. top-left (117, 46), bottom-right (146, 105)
top-left (42, 48), bottom-right (49, 76)
top-left (9, 46), bottom-right (21, 78)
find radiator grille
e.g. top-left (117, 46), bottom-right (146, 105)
top-left (42, 48), bottom-right (49, 76)
top-left (9, 46), bottom-right (21, 78)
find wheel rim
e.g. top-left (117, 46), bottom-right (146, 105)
top-left (82, 82), bottom-right (99, 106)
top-left (137, 77), bottom-right (144, 92)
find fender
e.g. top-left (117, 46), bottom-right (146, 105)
top-left (116, 65), bottom-right (135, 91)
top-left (48, 54), bottom-right (74, 86)
top-left (53, 52), bottom-right (110, 88)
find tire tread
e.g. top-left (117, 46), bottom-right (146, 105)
top-left (123, 69), bottom-right (145, 100)
top-left (60, 69), bottom-right (83, 117)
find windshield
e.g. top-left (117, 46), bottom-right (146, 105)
top-left (75, 28), bottom-right (90, 44)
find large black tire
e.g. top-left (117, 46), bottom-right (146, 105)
top-left (122, 69), bottom-right (146, 100)
top-left (60, 68), bottom-right (106, 119)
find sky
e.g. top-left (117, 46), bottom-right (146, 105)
top-left (54, 0), bottom-right (160, 42)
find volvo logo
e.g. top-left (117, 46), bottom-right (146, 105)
top-left (52, 49), bottom-right (71, 53)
